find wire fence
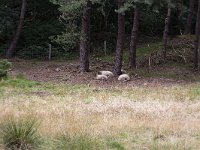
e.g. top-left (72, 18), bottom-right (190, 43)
top-left (1, 44), bottom-right (74, 60)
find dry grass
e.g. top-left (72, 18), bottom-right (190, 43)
top-left (0, 78), bottom-right (200, 149)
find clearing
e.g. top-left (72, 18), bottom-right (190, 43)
top-left (0, 60), bottom-right (200, 149)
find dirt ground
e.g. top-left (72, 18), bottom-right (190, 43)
top-left (10, 59), bottom-right (199, 87)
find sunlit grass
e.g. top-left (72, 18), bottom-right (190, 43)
top-left (0, 78), bottom-right (200, 149)
top-left (55, 134), bottom-right (104, 150)
top-left (100, 42), bottom-right (162, 64)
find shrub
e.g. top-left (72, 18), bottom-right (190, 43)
top-left (56, 134), bottom-right (103, 150)
top-left (0, 60), bottom-right (11, 80)
top-left (0, 118), bottom-right (41, 150)
top-left (17, 45), bottom-right (48, 59)
top-left (168, 35), bottom-right (195, 63)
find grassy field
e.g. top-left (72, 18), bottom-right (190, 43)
top-left (0, 38), bottom-right (200, 149)
top-left (0, 77), bottom-right (200, 149)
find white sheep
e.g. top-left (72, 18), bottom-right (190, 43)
top-left (121, 69), bottom-right (127, 74)
top-left (96, 74), bottom-right (108, 80)
top-left (98, 71), bottom-right (114, 78)
top-left (118, 74), bottom-right (130, 82)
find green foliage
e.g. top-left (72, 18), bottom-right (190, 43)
top-left (0, 60), bottom-right (11, 79)
top-left (108, 141), bottom-right (125, 150)
top-left (0, 4), bottom-right (19, 57)
top-left (0, 0), bottom-right (65, 59)
top-left (0, 117), bottom-right (41, 150)
top-left (49, 0), bottom-right (83, 59)
top-left (100, 41), bottom-right (161, 63)
top-left (0, 4), bottom-right (19, 43)
top-left (0, 60), bottom-right (11, 71)
top-left (50, 22), bottom-right (80, 58)
top-left (17, 45), bottom-right (48, 59)
top-left (140, 7), bottom-right (164, 35)
top-left (56, 134), bottom-right (103, 150)
top-left (0, 0), bottom-right (193, 59)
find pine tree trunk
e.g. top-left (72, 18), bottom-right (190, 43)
top-left (6, 0), bottom-right (26, 58)
top-left (80, 1), bottom-right (91, 72)
top-left (129, 6), bottom-right (140, 69)
top-left (162, 7), bottom-right (171, 61)
top-left (184, 0), bottom-right (195, 35)
top-left (113, 0), bottom-right (125, 75)
top-left (194, 0), bottom-right (200, 70)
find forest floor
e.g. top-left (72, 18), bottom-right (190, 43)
top-left (10, 58), bottom-right (200, 86)
top-left (0, 59), bottom-right (199, 149)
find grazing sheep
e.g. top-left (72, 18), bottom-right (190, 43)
top-left (55, 68), bottom-right (61, 72)
top-left (96, 74), bottom-right (108, 80)
top-left (118, 74), bottom-right (130, 82)
top-left (98, 71), bottom-right (114, 78)
top-left (121, 69), bottom-right (127, 74)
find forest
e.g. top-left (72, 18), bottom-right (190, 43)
top-left (0, 0), bottom-right (200, 149)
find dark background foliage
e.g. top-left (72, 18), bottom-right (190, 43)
top-left (0, 0), bottom-right (195, 59)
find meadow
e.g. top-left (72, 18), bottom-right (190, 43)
top-left (0, 75), bottom-right (200, 149)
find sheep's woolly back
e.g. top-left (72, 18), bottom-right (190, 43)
top-left (99, 71), bottom-right (114, 77)
top-left (96, 74), bottom-right (108, 80)
top-left (118, 74), bottom-right (130, 82)
top-left (121, 69), bottom-right (127, 74)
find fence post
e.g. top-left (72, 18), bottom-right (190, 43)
top-left (104, 40), bottom-right (107, 55)
top-left (48, 44), bottom-right (52, 61)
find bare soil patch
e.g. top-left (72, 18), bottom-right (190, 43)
top-left (10, 59), bottom-right (199, 87)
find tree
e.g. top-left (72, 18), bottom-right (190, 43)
top-left (184, 0), bottom-right (195, 34)
top-left (113, 0), bottom-right (125, 75)
top-left (80, 0), bottom-right (91, 72)
top-left (6, 0), bottom-right (27, 58)
top-left (194, 0), bottom-right (200, 70)
top-left (127, 0), bottom-right (173, 67)
top-left (162, 6), bottom-right (171, 60)
top-left (99, 0), bottom-right (114, 55)
top-left (129, 5), bottom-right (140, 69)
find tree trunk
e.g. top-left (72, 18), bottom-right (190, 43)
top-left (113, 0), bottom-right (125, 75)
top-left (194, 0), bottom-right (200, 70)
top-left (80, 1), bottom-right (91, 72)
top-left (103, 10), bottom-right (108, 56)
top-left (162, 7), bottom-right (171, 61)
top-left (129, 6), bottom-right (140, 69)
top-left (6, 0), bottom-right (27, 58)
top-left (184, 0), bottom-right (195, 35)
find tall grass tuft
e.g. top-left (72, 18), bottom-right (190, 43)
top-left (0, 118), bottom-right (41, 150)
top-left (56, 134), bottom-right (103, 150)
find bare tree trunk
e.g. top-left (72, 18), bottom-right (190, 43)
top-left (129, 6), bottom-right (140, 69)
top-left (162, 7), bottom-right (171, 61)
top-left (80, 1), bottom-right (91, 72)
top-left (194, 0), bottom-right (200, 70)
top-left (6, 0), bottom-right (27, 58)
top-left (113, 0), bottom-right (125, 75)
top-left (102, 4), bottom-right (112, 56)
top-left (184, 0), bottom-right (195, 35)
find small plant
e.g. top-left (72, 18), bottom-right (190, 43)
top-left (0, 117), bottom-right (41, 150)
top-left (16, 73), bottom-right (26, 79)
top-left (0, 60), bottom-right (11, 80)
top-left (108, 141), bottom-right (125, 150)
top-left (56, 134), bottom-right (103, 150)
